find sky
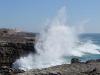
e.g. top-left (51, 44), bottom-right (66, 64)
top-left (0, 0), bottom-right (100, 33)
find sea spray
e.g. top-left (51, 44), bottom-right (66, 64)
top-left (13, 7), bottom-right (100, 71)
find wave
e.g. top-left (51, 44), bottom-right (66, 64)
top-left (12, 6), bottom-right (100, 71)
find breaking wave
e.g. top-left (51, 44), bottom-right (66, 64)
top-left (13, 6), bottom-right (100, 71)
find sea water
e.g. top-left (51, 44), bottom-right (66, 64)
top-left (79, 33), bottom-right (100, 61)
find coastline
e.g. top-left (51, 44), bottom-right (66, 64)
top-left (0, 28), bottom-right (100, 75)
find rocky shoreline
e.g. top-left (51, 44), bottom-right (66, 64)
top-left (1, 58), bottom-right (100, 75)
top-left (0, 28), bottom-right (100, 75)
top-left (15, 59), bottom-right (100, 75)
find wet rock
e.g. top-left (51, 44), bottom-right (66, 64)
top-left (71, 58), bottom-right (80, 64)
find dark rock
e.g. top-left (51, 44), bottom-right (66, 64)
top-left (48, 71), bottom-right (61, 75)
top-left (0, 28), bottom-right (37, 68)
top-left (0, 66), bottom-right (24, 75)
top-left (71, 58), bottom-right (80, 64)
top-left (86, 59), bottom-right (100, 64)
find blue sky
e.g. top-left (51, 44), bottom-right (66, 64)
top-left (0, 0), bottom-right (100, 33)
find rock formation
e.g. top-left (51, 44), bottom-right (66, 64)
top-left (0, 28), bottom-right (36, 67)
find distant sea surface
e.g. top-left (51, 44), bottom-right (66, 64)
top-left (79, 33), bottom-right (100, 61)
top-left (80, 33), bottom-right (100, 45)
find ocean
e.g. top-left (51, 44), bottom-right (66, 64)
top-left (80, 33), bottom-right (100, 45)
top-left (79, 33), bottom-right (100, 62)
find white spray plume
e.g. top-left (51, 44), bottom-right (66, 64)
top-left (13, 6), bottom-right (100, 71)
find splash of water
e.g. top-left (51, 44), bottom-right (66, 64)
top-left (13, 6), bottom-right (100, 71)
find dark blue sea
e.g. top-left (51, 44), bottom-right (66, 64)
top-left (79, 33), bottom-right (100, 61)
